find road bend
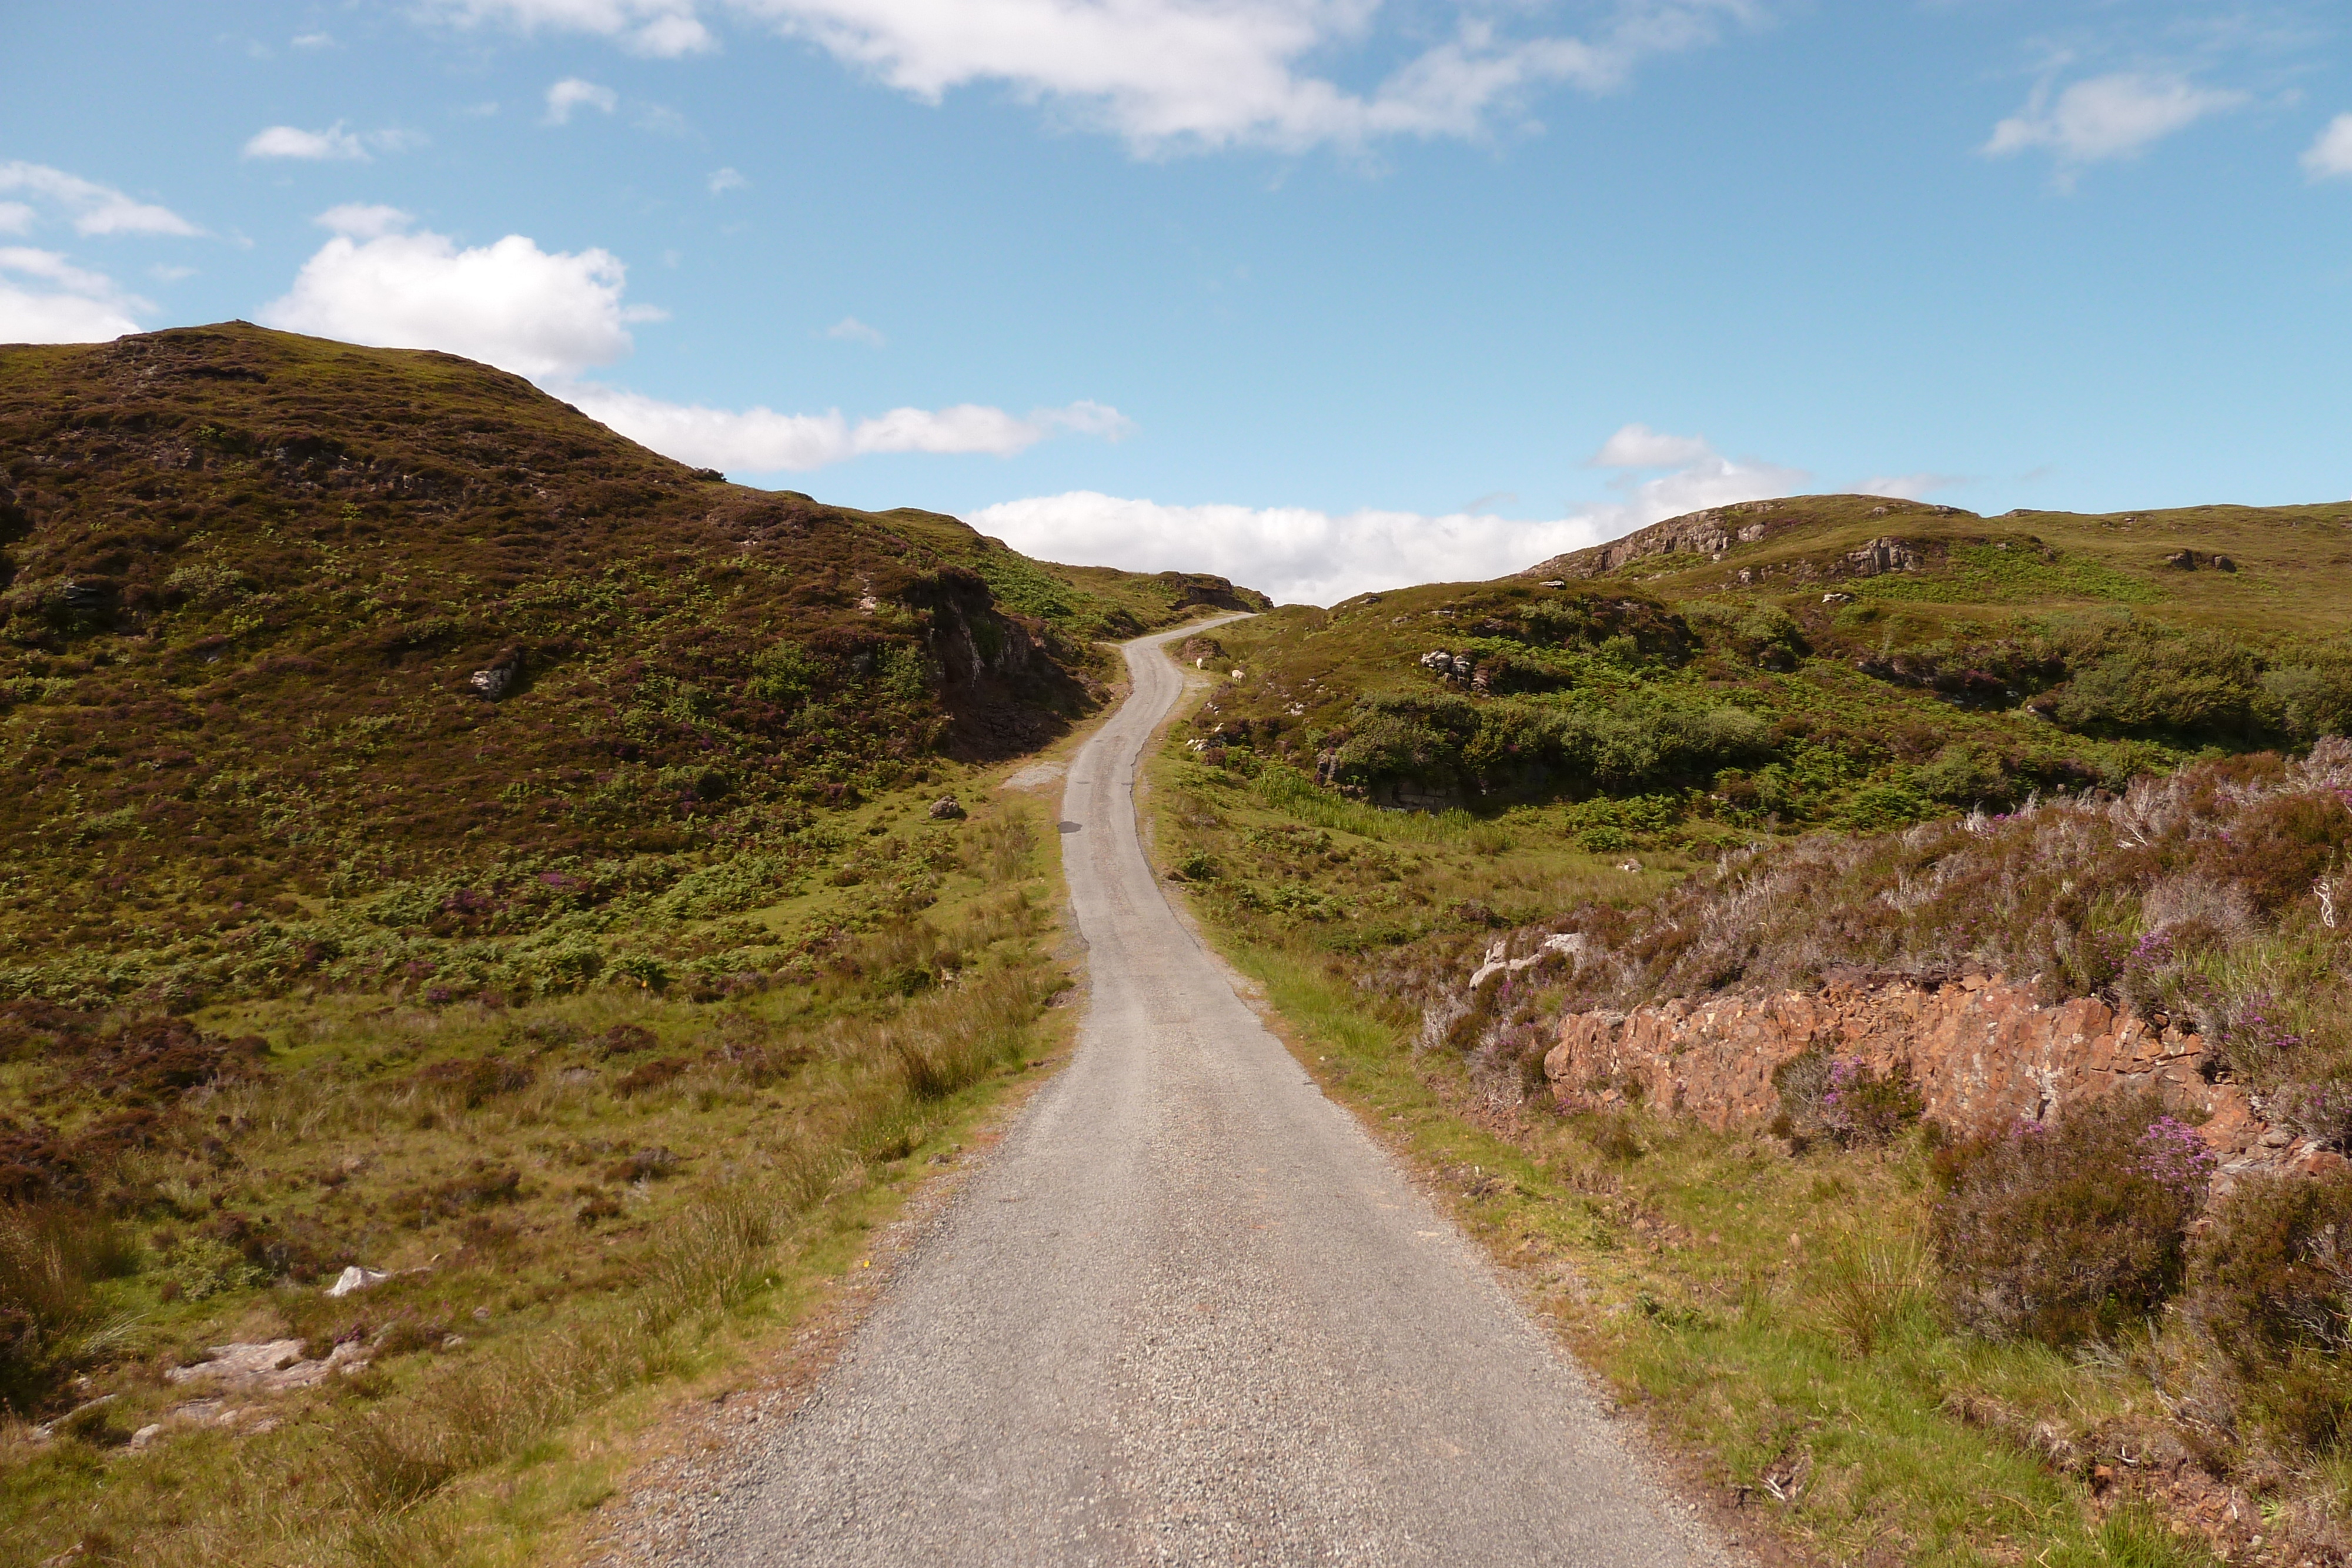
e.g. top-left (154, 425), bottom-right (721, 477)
top-left (701, 621), bottom-right (1734, 1567)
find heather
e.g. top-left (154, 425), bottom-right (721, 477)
top-left (1527, 741), bottom-right (2352, 1096)
top-left (0, 325), bottom-right (1258, 1012)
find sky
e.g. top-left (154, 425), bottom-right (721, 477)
top-left (3, 1), bottom-right (2349, 604)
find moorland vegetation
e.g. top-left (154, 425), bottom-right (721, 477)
top-left (1157, 496), bottom-right (2352, 1564)
top-left (0, 323), bottom-right (1258, 1563)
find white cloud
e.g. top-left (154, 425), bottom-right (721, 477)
top-left (440, 0), bottom-right (1755, 152)
top-left (260, 213), bottom-right (655, 380)
top-left (293, 31), bottom-right (335, 48)
top-left (736, 0), bottom-right (1760, 151)
top-left (435, 0), bottom-right (714, 57)
top-left (0, 246), bottom-right (152, 343)
top-left (969, 421), bottom-right (1813, 604)
top-left (0, 203), bottom-right (32, 236)
top-left (2303, 113), bottom-right (2352, 180)
top-left (968, 493), bottom-right (1606, 605)
top-left (0, 162), bottom-right (198, 236)
top-left (1587, 421), bottom-right (1713, 469)
top-left (244, 122), bottom-right (369, 160)
top-left (316, 202), bottom-right (415, 239)
top-left (545, 77), bottom-right (620, 124)
top-left (824, 315), bottom-right (885, 347)
top-left (1857, 472), bottom-right (1967, 500)
top-left (564, 384), bottom-right (1131, 470)
top-left (707, 165), bottom-right (747, 194)
top-left (1984, 72), bottom-right (2244, 171)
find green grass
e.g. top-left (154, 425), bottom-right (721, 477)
top-left (0, 323), bottom-right (1258, 1008)
top-left (0, 771), bottom-right (1076, 1566)
top-left (1189, 496), bottom-right (2352, 837)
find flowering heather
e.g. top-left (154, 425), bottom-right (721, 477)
top-left (1545, 739), bottom-right (2352, 1094)
top-left (2134, 1115), bottom-right (2218, 1199)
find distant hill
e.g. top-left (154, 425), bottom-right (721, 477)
top-left (0, 323), bottom-right (1262, 1001)
top-left (1183, 492), bottom-right (2352, 833)
top-left (1519, 492), bottom-right (2352, 636)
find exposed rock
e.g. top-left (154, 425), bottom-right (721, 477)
top-left (1544, 974), bottom-right (2259, 1160)
top-left (469, 646), bottom-right (523, 698)
top-left (324, 1263), bottom-right (390, 1298)
top-left (1469, 932), bottom-right (1586, 989)
top-left (2163, 549), bottom-right (2237, 573)
top-left (1841, 536), bottom-right (1922, 577)
top-left (165, 1338), bottom-right (370, 1393)
top-left (926, 796), bottom-right (966, 821)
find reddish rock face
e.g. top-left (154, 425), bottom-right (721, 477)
top-left (1543, 974), bottom-right (2260, 1161)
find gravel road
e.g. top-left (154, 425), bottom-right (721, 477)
top-left (698, 623), bottom-right (1738, 1566)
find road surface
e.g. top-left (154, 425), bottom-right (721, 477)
top-left (700, 622), bottom-right (1735, 1566)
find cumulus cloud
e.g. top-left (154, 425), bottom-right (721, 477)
top-left (824, 315), bottom-right (885, 347)
top-left (545, 77), bottom-right (621, 123)
top-left (971, 421), bottom-right (1814, 604)
top-left (259, 211), bottom-right (659, 380)
top-left (316, 202), bottom-right (415, 239)
top-left (1586, 421), bottom-right (1713, 469)
top-left (970, 493), bottom-right (1609, 605)
top-left (707, 165), bottom-right (747, 193)
top-left (1857, 472), bottom-right (1968, 500)
top-left (440, 0), bottom-right (1756, 152)
top-left (430, 0), bottom-right (713, 55)
top-left (1583, 423), bottom-right (1810, 525)
top-left (244, 123), bottom-right (368, 159)
top-left (566, 385), bottom-right (1131, 470)
top-left (0, 247), bottom-right (152, 343)
top-left (0, 162), bottom-right (198, 236)
top-left (1984, 72), bottom-right (2243, 174)
top-left (747, 0), bottom-right (1764, 151)
top-left (2303, 113), bottom-right (2352, 180)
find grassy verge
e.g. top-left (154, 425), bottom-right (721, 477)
top-left (1145, 733), bottom-right (2217, 1567)
top-left (0, 772), bottom-right (1075, 1567)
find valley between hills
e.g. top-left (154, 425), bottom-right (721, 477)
top-left (6, 324), bottom-right (2352, 1566)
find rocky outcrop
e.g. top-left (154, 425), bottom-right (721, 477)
top-left (1516, 496), bottom-right (1972, 581)
top-left (1542, 972), bottom-right (2334, 1182)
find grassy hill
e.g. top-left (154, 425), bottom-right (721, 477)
top-left (1152, 496), bottom-right (2352, 1565)
top-left (0, 324), bottom-right (1266, 1562)
top-left (0, 322), bottom-right (1261, 1008)
top-left (1190, 493), bottom-right (2352, 851)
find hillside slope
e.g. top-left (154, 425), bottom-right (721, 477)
top-left (1188, 492), bottom-right (2352, 838)
top-left (0, 322), bottom-right (1259, 1004)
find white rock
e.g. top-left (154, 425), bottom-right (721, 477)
top-left (325, 1265), bottom-right (391, 1298)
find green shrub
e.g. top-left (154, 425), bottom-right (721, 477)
top-left (1930, 1095), bottom-right (2207, 1346)
top-left (2186, 1170), bottom-right (2352, 1449)
top-left (0, 1204), bottom-right (138, 1411)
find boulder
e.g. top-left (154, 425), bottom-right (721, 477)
top-left (927, 796), bottom-right (966, 821)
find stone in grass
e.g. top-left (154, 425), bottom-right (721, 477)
top-left (325, 1264), bottom-right (390, 1298)
top-left (928, 796), bottom-right (967, 821)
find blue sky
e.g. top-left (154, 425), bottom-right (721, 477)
top-left (4, 1), bottom-right (2348, 601)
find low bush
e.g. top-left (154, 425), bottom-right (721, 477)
top-left (2186, 1170), bottom-right (2352, 1449)
top-left (1770, 1048), bottom-right (1922, 1149)
top-left (1929, 1095), bottom-right (2208, 1346)
top-left (0, 1203), bottom-right (138, 1411)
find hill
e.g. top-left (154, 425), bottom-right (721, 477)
top-left (0, 322), bottom-right (1261, 1007)
top-left (1185, 492), bottom-right (2352, 845)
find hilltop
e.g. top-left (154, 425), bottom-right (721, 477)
top-left (0, 322), bottom-right (1261, 1006)
top-left (1186, 491), bottom-right (2352, 841)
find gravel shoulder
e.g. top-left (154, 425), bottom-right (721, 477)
top-left (680, 624), bottom-right (1747, 1566)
